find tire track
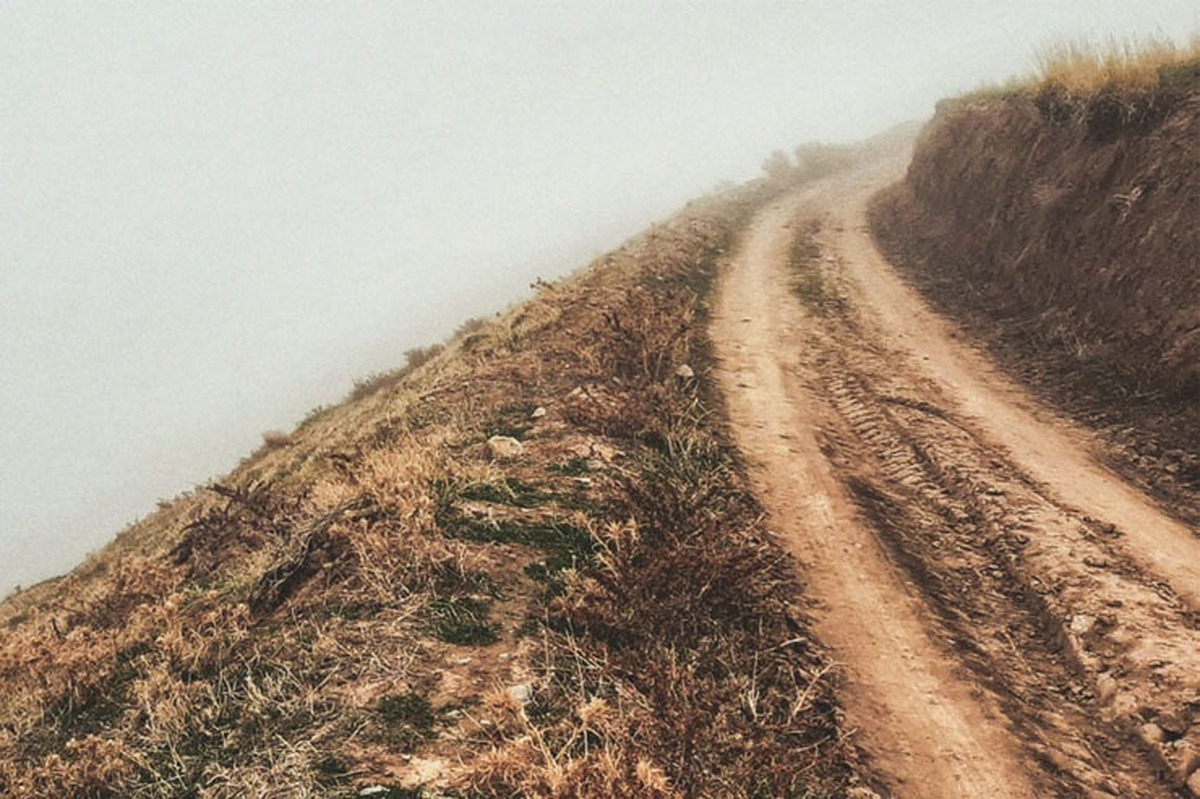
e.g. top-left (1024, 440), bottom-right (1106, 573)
top-left (712, 197), bottom-right (1048, 799)
top-left (712, 146), bottom-right (1199, 796)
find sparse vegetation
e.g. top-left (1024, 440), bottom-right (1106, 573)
top-left (788, 220), bottom-right (843, 314)
top-left (349, 343), bottom-right (446, 401)
top-left (0, 181), bottom-right (859, 795)
top-left (957, 35), bottom-right (1200, 137)
top-left (1031, 35), bottom-right (1200, 94)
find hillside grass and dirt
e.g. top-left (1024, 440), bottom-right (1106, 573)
top-left (870, 38), bottom-right (1200, 525)
top-left (4, 39), bottom-right (1199, 799)
top-left (0, 181), bottom-right (871, 797)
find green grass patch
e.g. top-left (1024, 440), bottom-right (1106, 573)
top-left (457, 476), bottom-right (552, 509)
top-left (439, 513), bottom-right (597, 582)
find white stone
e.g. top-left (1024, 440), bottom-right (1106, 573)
top-left (487, 435), bottom-right (524, 459)
top-left (506, 683), bottom-right (533, 705)
top-left (1069, 614), bottom-right (1095, 635)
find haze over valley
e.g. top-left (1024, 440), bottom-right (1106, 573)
top-left (3, 1), bottom-right (1196, 593)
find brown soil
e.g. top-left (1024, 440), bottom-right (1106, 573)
top-left (869, 93), bottom-right (1200, 526)
top-left (712, 143), bottom-right (1200, 797)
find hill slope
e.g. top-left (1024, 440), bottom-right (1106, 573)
top-left (0, 184), bottom-right (867, 797)
top-left (6, 73), bottom-right (1198, 797)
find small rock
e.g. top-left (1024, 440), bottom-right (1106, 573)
top-left (674, 364), bottom-right (695, 380)
top-left (1069, 614), bottom-right (1096, 635)
top-left (1099, 667), bottom-right (1113, 700)
top-left (1174, 740), bottom-right (1200, 783)
top-left (487, 435), bottom-right (524, 459)
top-left (359, 787), bottom-right (389, 797)
top-left (530, 406), bottom-right (547, 419)
top-left (405, 757), bottom-right (447, 787)
top-left (1112, 692), bottom-right (1139, 718)
top-left (507, 683), bottom-right (533, 705)
top-left (1186, 768), bottom-right (1200, 798)
top-left (1139, 722), bottom-right (1165, 745)
top-left (846, 788), bottom-right (882, 799)
top-left (1159, 711), bottom-right (1189, 737)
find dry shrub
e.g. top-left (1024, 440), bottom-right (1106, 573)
top-left (260, 429), bottom-right (293, 449)
top-left (1032, 35), bottom-right (1200, 94)
top-left (348, 342), bottom-right (446, 401)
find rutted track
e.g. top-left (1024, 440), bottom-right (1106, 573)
top-left (711, 150), bottom-right (1200, 798)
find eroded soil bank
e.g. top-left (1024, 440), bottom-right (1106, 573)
top-left (714, 140), bottom-right (1200, 797)
top-left (870, 90), bottom-right (1199, 523)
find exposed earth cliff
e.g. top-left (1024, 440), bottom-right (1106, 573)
top-left (871, 73), bottom-right (1200, 519)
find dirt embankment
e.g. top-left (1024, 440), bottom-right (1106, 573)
top-left (871, 88), bottom-right (1200, 516)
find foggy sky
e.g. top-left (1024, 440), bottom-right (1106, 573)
top-left (2, 2), bottom-right (1197, 594)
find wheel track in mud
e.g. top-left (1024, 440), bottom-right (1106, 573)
top-left (816, 339), bottom-right (1187, 797)
top-left (712, 151), bottom-right (1200, 798)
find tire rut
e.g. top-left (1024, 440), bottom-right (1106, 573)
top-left (712, 152), bottom-right (1200, 797)
top-left (714, 198), bottom-right (1046, 799)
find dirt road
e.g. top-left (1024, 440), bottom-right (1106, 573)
top-left (711, 150), bottom-right (1200, 797)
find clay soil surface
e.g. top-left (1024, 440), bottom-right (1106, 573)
top-left (712, 146), bottom-right (1200, 798)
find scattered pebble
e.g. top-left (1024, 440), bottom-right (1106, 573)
top-left (1069, 614), bottom-right (1095, 635)
top-left (1139, 722), bottom-right (1164, 745)
top-left (487, 435), bottom-right (524, 459)
top-left (507, 683), bottom-right (533, 705)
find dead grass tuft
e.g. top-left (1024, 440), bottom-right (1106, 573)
top-left (1032, 35), bottom-right (1200, 94)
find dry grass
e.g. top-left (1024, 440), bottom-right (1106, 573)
top-left (0, 182), bottom-right (861, 796)
top-left (958, 35), bottom-right (1200, 113)
top-left (1031, 35), bottom-right (1200, 94)
top-left (946, 35), bottom-right (1200, 144)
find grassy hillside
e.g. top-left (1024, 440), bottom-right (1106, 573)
top-left (0, 182), bottom-right (865, 797)
top-left (870, 41), bottom-right (1200, 524)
